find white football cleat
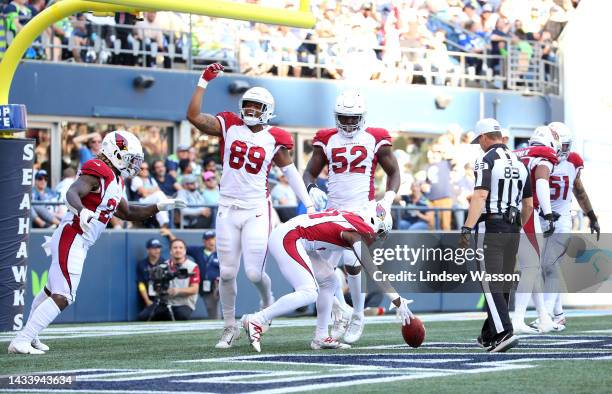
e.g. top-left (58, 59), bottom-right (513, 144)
top-left (31, 338), bottom-right (49, 352)
top-left (311, 337), bottom-right (351, 350)
top-left (536, 315), bottom-right (557, 333)
top-left (512, 320), bottom-right (540, 335)
top-left (242, 314), bottom-right (269, 353)
top-left (215, 325), bottom-right (241, 349)
top-left (529, 317), bottom-right (566, 332)
top-left (330, 299), bottom-right (352, 340)
top-left (8, 339), bottom-right (45, 355)
top-left (343, 313), bottom-right (365, 344)
top-left (553, 313), bottom-right (566, 326)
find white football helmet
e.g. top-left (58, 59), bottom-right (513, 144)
top-left (101, 130), bottom-right (144, 178)
top-left (239, 87), bottom-right (275, 126)
top-left (335, 90), bottom-right (366, 138)
top-left (359, 201), bottom-right (393, 238)
top-left (529, 125), bottom-right (561, 154)
top-left (548, 122), bottom-right (572, 160)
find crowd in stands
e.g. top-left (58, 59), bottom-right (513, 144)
top-left (1, 0), bottom-right (576, 84)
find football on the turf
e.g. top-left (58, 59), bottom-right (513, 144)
top-left (402, 316), bottom-right (425, 348)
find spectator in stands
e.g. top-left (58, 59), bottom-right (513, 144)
top-left (4, 0), bottom-right (32, 38)
top-left (271, 170), bottom-right (297, 207)
top-left (152, 159), bottom-right (180, 197)
top-left (201, 171), bottom-right (219, 206)
top-left (165, 144), bottom-right (190, 179)
top-left (134, 11), bottom-right (171, 68)
top-left (130, 162), bottom-right (170, 227)
top-left (31, 170), bottom-right (61, 228)
top-left (136, 238), bottom-right (163, 311)
top-left (161, 229), bottom-right (220, 319)
top-left (203, 157), bottom-right (218, 176)
top-left (74, 132), bottom-right (102, 165)
top-left (70, 13), bottom-right (93, 62)
top-left (188, 147), bottom-right (202, 178)
top-left (112, 12), bottom-right (138, 66)
top-left (423, 144), bottom-right (453, 230)
top-left (54, 167), bottom-right (77, 202)
top-left (399, 182), bottom-right (432, 230)
top-left (138, 239), bottom-right (200, 321)
top-left (458, 20), bottom-right (486, 75)
top-left (489, 17), bottom-right (512, 74)
top-left (176, 174), bottom-right (211, 228)
top-left (451, 162), bottom-right (475, 230)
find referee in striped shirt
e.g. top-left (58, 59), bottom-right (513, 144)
top-left (459, 118), bottom-right (533, 353)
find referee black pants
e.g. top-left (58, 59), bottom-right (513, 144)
top-left (475, 219), bottom-right (520, 341)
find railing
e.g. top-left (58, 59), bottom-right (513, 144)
top-left (2, 14), bottom-right (560, 95)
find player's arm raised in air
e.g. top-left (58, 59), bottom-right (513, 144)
top-left (341, 230), bottom-right (413, 324)
top-left (186, 63), bottom-right (224, 137)
top-left (115, 198), bottom-right (186, 221)
top-left (273, 146), bottom-right (315, 212)
top-left (574, 176), bottom-right (600, 239)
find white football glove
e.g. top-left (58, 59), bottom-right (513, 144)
top-left (308, 185), bottom-right (328, 211)
top-left (78, 208), bottom-right (95, 233)
top-left (389, 297), bottom-right (414, 326)
top-left (377, 191), bottom-right (396, 215)
top-left (157, 198), bottom-right (187, 211)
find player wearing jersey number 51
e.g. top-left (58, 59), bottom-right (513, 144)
top-left (186, 63), bottom-right (315, 349)
top-left (8, 130), bottom-right (186, 355)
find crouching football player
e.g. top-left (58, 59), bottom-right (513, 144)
top-left (241, 202), bottom-right (413, 352)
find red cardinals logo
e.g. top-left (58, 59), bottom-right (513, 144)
top-left (376, 203), bottom-right (386, 222)
top-left (115, 133), bottom-right (128, 151)
top-left (550, 129), bottom-right (559, 141)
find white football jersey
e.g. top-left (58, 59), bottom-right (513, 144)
top-left (216, 112), bottom-right (293, 208)
top-left (313, 127), bottom-right (392, 211)
top-left (514, 145), bottom-right (558, 211)
top-left (284, 209), bottom-right (375, 253)
top-left (550, 152), bottom-right (583, 217)
top-left (60, 159), bottom-right (125, 247)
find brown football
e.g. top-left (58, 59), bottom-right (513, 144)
top-left (401, 316), bottom-right (426, 348)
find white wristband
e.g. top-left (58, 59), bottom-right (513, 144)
top-left (383, 191), bottom-right (396, 204)
top-left (197, 77), bottom-right (208, 89)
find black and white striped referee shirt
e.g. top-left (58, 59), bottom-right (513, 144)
top-left (474, 143), bottom-right (532, 214)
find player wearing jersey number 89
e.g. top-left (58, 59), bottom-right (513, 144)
top-left (187, 63), bottom-right (315, 349)
top-left (303, 90), bottom-right (401, 345)
top-left (9, 130), bottom-right (186, 355)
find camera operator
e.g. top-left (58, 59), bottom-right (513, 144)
top-left (136, 238), bottom-right (163, 311)
top-left (160, 228), bottom-right (220, 319)
top-left (138, 239), bottom-right (200, 321)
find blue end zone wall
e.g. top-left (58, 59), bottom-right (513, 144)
top-left (10, 62), bottom-right (562, 130)
top-left (27, 230), bottom-right (481, 323)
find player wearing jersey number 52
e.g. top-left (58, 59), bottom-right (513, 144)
top-left (8, 130), bottom-right (186, 355)
top-left (187, 63), bottom-right (315, 349)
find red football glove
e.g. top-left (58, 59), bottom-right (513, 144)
top-left (198, 63), bottom-right (224, 88)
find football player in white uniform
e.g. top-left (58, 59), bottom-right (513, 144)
top-left (187, 63), bottom-right (315, 349)
top-left (8, 131), bottom-right (185, 355)
top-left (534, 122), bottom-right (599, 329)
top-left (303, 90), bottom-right (400, 344)
top-left (512, 126), bottom-right (563, 334)
top-left (242, 202), bottom-right (413, 352)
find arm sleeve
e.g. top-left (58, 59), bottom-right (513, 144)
top-left (536, 178), bottom-right (552, 215)
top-left (280, 164), bottom-right (314, 208)
top-left (473, 157), bottom-right (492, 191)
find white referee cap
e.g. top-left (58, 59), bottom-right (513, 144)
top-left (471, 118), bottom-right (502, 143)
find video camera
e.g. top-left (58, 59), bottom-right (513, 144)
top-left (149, 262), bottom-right (193, 304)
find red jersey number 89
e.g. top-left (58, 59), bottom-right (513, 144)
top-left (228, 140), bottom-right (266, 174)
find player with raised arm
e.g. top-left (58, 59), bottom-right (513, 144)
top-left (241, 202), bottom-right (413, 352)
top-left (8, 131), bottom-right (185, 355)
top-left (512, 126), bottom-right (564, 334)
top-left (186, 63), bottom-right (315, 349)
top-left (532, 122), bottom-right (600, 329)
top-left (303, 90), bottom-right (401, 345)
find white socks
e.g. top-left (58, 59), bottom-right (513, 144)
top-left (29, 290), bottom-right (49, 318)
top-left (17, 298), bottom-right (61, 342)
top-left (334, 269), bottom-right (350, 310)
top-left (315, 276), bottom-right (337, 340)
top-left (347, 272), bottom-right (365, 316)
top-left (219, 277), bottom-right (238, 327)
top-left (252, 272), bottom-right (274, 308)
top-left (259, 288), bottom-right (317, 323)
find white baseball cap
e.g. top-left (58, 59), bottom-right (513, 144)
top-left (471, 118), bottom-right (502, 143)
